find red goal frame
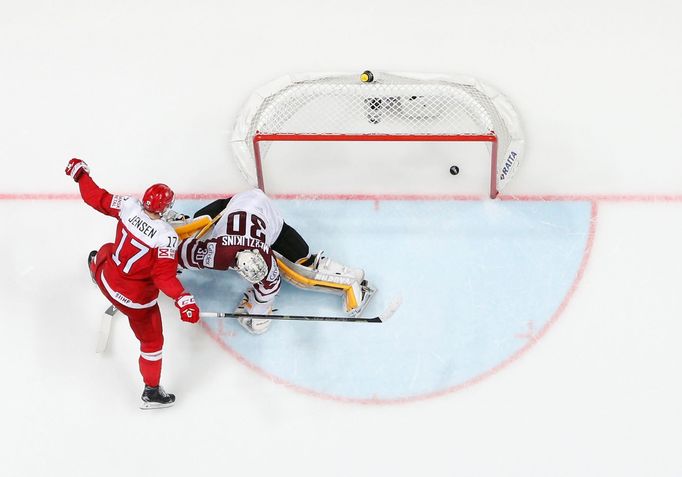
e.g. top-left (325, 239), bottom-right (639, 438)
top-left (253, 132), bottom-right (500, 199)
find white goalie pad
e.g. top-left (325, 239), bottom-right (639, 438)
top-left (313, 254), bottom-right (365, 285)
top-left (275, 252), bottom-right (376, 316)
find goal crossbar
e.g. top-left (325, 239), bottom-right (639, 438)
top-left (253, 132), bottom-right (500, 198)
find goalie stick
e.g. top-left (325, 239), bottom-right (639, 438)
top-left (200, 295), bottom-right (402, 323)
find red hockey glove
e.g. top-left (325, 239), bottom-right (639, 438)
top-left (65, 158), bottom-right (90, 182)
top-left (175, 293), bottom-right (200, 323)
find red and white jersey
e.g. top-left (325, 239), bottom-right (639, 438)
top-left (178, 189), bottom-right (282, 303)
top-left (79, 175), bottom-right (185, 308)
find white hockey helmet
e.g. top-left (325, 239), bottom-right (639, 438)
top-left (235, 249), bottom-right (268, 284)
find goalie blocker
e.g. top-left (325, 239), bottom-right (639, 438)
top-left (173, 189), bottom-right (376, 333)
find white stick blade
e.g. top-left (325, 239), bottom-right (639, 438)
top-left (379, 295), bottom-right (403, 322)
top-left (95, 306), bottom-right (116, 354)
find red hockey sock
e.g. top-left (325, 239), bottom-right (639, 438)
top-left (139, 352), bottom-right (162, 387)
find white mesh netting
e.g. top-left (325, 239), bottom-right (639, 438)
top-left (231, 72), bottom-right (524, 196)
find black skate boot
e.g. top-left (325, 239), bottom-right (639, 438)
top-left (87, 250), bottom-right (97, 283)
top-left (140, 385), bottom-right (176, 410)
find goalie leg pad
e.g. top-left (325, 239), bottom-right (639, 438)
top-left (313, 254), bottom-right (365, 284)
top-left (172, 215), bottom-right (212, 240)
top-left (275, 252), bottom-right (375, 314)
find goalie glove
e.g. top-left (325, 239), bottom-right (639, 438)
top-left (235, 289), bottom-right (273, 335)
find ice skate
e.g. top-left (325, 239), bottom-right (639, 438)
top-left (351, 279), bottom-right (377, 317)
top-left (140, 385), bottom-right (175, 410)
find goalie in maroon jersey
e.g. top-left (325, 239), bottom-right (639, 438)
top-left (176, 188), bottom-right (375, 335)
top-left (65, 158), bottom-right (200, 410)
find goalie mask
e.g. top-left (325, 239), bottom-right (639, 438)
top-left (234, 249), bottom-right (268, 284)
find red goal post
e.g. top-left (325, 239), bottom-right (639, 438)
top-left (232, 72), bottom-right (524, 198)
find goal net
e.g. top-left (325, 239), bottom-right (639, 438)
top-left (231, 72), bottom-right (524, 198)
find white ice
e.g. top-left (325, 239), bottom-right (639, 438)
top-left (1, 1), bottom-right (682, 476)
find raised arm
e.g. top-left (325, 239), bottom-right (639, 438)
top-left (65, 158), bottom-right (122, 218)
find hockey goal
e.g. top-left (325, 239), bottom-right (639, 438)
top-left (231, 72), bottom-right (524, 198)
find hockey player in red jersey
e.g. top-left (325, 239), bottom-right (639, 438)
top-left (65, 158), bottom-right (200, 409)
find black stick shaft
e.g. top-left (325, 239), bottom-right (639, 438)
top-left (200, 312), bottom-right (382, 323)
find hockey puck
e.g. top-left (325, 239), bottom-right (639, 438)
top-left (450, 165), bottom-right (460, 175)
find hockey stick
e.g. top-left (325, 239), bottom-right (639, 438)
top-left (95, 305), bottom-right (117, 354)
top-left (200, 295), bottom-right (402, 323)
top-left (194, 208), bottom-right (225, 240)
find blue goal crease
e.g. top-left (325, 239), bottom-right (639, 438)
top-left (175, 199), bottom-right (593, 401)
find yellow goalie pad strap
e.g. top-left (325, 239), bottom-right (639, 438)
top-left (276, 258), bottom-right (359, 311)
top-left (173, 215), bottom-right (212, 240)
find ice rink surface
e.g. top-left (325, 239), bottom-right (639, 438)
top-left (2, 1), bottom-right (682, 476)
